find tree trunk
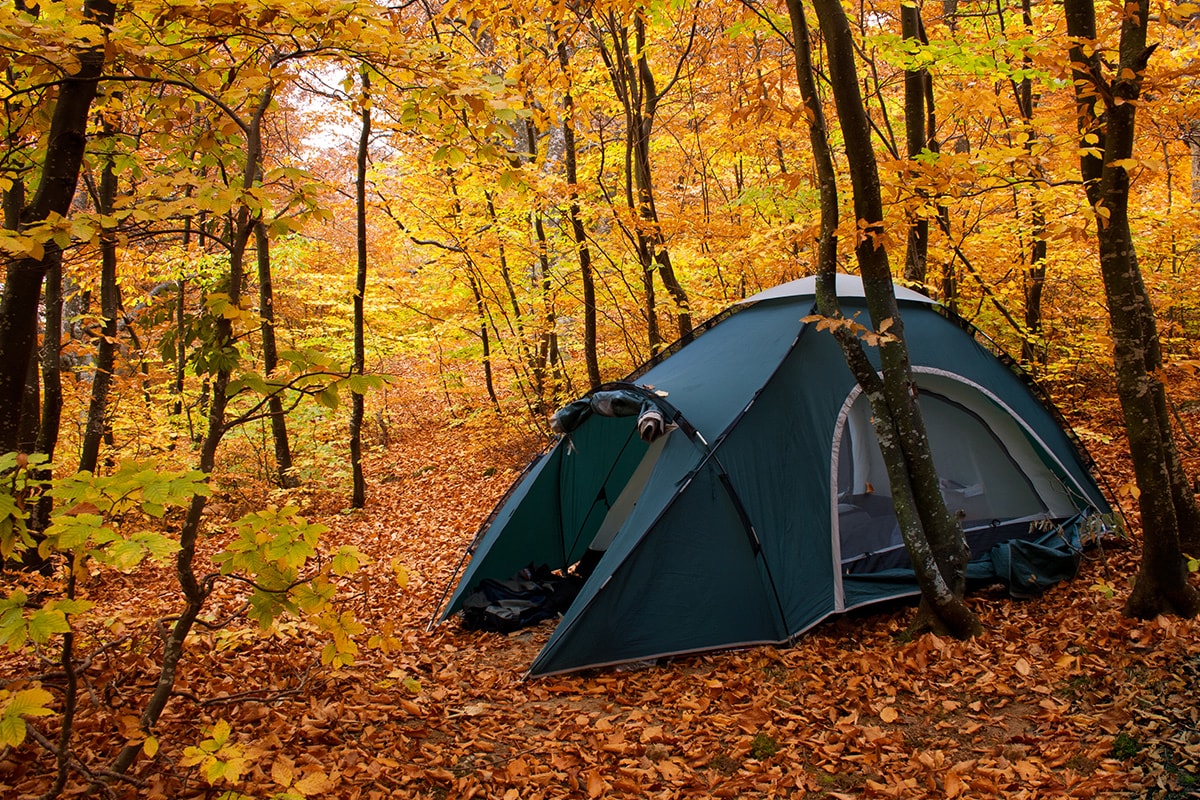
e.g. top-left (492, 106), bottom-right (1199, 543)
top-left (531, 208), bottom-right (558, 414)
top-left (0, 0), bottom-right (116, 454)
top-left (1190, 127), bottom-right (1200, 203)
top-left (107, 183), bottom-right (260, 785)
top-left (556, 36), bottom-right (601, 389)
top-left (1014, 0), bottom-right (1048, 367)
top-left (254, 221), bottom-right (298, 488)
top-left (1064, 0), bottom-right (1200, 615)
top-left (350, 69), bottom-right (370, 510)
top-left (901, 3), bottom-right (929, 286)
top-left (79, 143), bottom-right (119, 474)
top-left (18, 330), bottom-right (41, 454)
top-left (802, 0), bottom-right (981, 638)
top-left (593, 10), bottom-right (694, 350)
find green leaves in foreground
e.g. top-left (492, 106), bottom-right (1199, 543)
top-left (1, 460), bottom-right (202, 656)
top-left (224, 347), bottom-right (386, 412)
top-left (0, 591), bottom-right (94, 651)
top-left (180, 720), bottom-right (252, 786)
top-left (213, 506), bottom-right (370, 667)
top-left (41, 460), bottom-right (204, 571)
top-left (0, 685), bottom-right (54, 747)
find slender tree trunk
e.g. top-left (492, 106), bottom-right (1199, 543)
top-left (254, 221), bottom-right (298, 488)
top-left (1064, 0), bottom-right (1200, 615)
top-left (803, 0), bottom-right (980, 638)
top-left (483, 189), bottom-right (539, 407)
top-left (1011, 0), bottom-right (1049, 366)
top-left (531, 208), bottom-right (557, 414)
top-left (593, 9), bottom-right (694, 351)
top-left (556, 37), bottom-right (601, 389)
top-left (173, 277), bottom-right (187, 416)
top-left (444, 174), bottom-right (501, 412)
top-left (18, 332), bottom-right (41, 454)
top-left (350, 69), bottom-right (370, 509)
top-left (79, 143), bottom-right (119, 474)
top-left (1190, 129), bottom-right (1200, 203)
top-left (901, 3), bottom-right (929, 286)
top-left (0, 0), bottom-right (116, 454)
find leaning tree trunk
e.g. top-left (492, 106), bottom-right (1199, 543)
top-left (106, 84), bottom-right (270, 777)
top-left (1064, 0), bottom-right (1200, 616)
top-left (800, 0), bottom-right (981, 638)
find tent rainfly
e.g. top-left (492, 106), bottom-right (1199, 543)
top-left (436, 275), bottom-right (1110, 676)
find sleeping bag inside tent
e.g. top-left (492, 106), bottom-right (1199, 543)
top-left (437, 275), bottom-right (1110, 676)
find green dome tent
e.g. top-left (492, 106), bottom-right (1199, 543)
top-left (436, 275), bottom-right (1110, 676)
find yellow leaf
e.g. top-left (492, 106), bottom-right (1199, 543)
top-left (293, 770), bottom-right (332, 796)
top-left (143, 736), bottom-right (159, 757)
top-left (272, 757), bottom-right (295, 788)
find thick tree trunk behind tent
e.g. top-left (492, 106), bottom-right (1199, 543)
top-left (1064, 0), bottom-right (1200, 616)
top-left (801, 0), bottom-right (980, 638)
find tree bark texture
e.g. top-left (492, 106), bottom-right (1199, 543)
top-left (901, 3), bottom-right (930, 286)
top-left (0, 0), bottom-right (116, 454)
top-left (804, 0), bottom-right (980, 638)
top-left (1064, 0), bottom-right (1200, 616)
top-left (255, 222), bottom-right (298, 488)
top-left (79, 145), bottom-right (119, 474)
top-left (351, 70), bottom-right (370, 509)
top-left (557, 37), bottom-right (602, 389)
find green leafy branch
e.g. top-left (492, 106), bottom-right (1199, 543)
top-left (211, 505), bottom-right (370, 667)
top-left (0, 452), bottom-right (50, 560)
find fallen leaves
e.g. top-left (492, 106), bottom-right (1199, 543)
top-left (2, 383), bottom-right (1199, 800)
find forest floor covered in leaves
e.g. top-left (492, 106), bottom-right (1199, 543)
top-left (5, 364), bottom-right (1200, 799)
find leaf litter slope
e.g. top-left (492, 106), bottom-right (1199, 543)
top-left (5, 371), bottom-right (1200, 799)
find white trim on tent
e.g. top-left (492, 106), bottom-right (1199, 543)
top-left (828, 366), bottom-right (1096, 611)
top-left (829, 385), bottom-right (862, 612)
top-left (912, 367), bottom-right (1096, 509)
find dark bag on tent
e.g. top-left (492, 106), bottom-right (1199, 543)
top-left (460, 566), bottom-right (582, 633)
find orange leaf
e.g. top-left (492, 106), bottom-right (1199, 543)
top-left (586, 769), bottom-right (606, 798)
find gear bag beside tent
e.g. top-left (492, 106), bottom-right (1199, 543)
top-left (435, 275), bottom-right (1110, 676)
